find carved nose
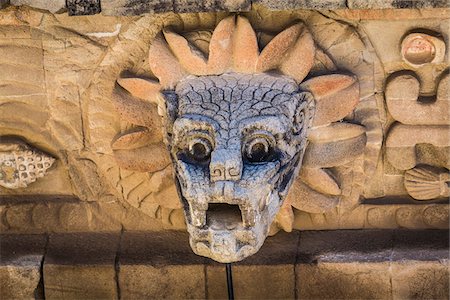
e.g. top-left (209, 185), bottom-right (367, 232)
top-left (210, 148), bottom-right (242, 182)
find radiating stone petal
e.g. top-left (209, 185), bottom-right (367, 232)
top-left (148, 34), bottom-right (185, 89)
top-left (301, 74), bottom-right (359, 126)
top-left (299, 167), bottom-right (341, 196)
top-left (303, 123), bottom-right (366, 168)
top-left (117, 78), bottom-right (161, 103)
top-left (232, 16), bottom-right (258, 73)
top-left (287, 180), bottom-right (339, 213)
top-left (257, 23), bottom-right (302, 72)
top-left (279, 26), bottom-right (315, 83)
top-left (163, 29), bottom-right (208, 75)
top-left (111, 88), bottom-right (162, 129)
top-left (207, 16), bottom-right (235, 74)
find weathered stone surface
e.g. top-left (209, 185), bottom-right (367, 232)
top-left (348, 0), bottom-right (450, 9)
top-left (401, 33), bottom-right (446, 66)
top-left (10, 0), bottom-right (65, 13)
top-left (0, 0), bottom-right (9, 9)
top-left (102, 0), bottom-right (249, 15)
top-left (297, 262), bottom-right (392, 299)
top-left (119, 231), bottom-right (206, 299)
top-left (101, 0), bottom-right (173, 15)
top-left (303, 123), bottom-right (366, 168)
top-left (67, 0), bottom-right (101, 16)
top-left (0, 3), bottom-right (449, 284)
top-left (386, 73), bottom-right (449, 125)
top-left (391, 261), bottom-right (449, 299)
top-left (43, 233), bottom-right (120, 300)
top-left (386, 124), bottom-right (450, 170)
top-left (253, 0), bottom-right (347, 10)
top-left (208, 264), bottom-right (295, 299)
top-left (1, 230), bottom-right (448, 299)
top-left (0, 234), bottom-right (46, 300)
top-left (120, 265), bottom-right (205, 299)
top-left (296, 230), bottom-right (449, 299)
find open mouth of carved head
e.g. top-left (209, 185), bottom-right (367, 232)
top-left (168, 73), bottom-right (314, 262)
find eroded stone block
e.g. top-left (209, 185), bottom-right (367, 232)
top-left (0, 234), bottom-right (46, 300)
top-left (120, 265), bottom-right (205, 299)
top-left (101, 0), bottom-right (173, 15)
top-left (67, 0), bottom-right (101, 16)
top-left (43, 233), bottom-right (120, 300)
top-left (297, 262), bottom-right (392, 299)
top-left (10, 0), bottom-right (65, 13)
top-left (391, 261), bottom-right (449, 300)
top-left (208, 264), bottom-right (295, 299)
top-left (118, 231), bottom-right (206, 299)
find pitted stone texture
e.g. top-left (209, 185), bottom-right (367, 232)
top-left (101, 0), bottom-right (250, 15)
top-left (0, 235), bottom-right (46, 300)
top-left (0, 0), bottom-right (9, 9)
top-left (67, 0), bottom-right (101, 16)
top-left (119, 231), bottom-right (206, 299)
top-left (169, 73), bottom-right (314, 262)
top-left (101, 0), bottom-right (172, 15)
top-left (9, 0), bottom-right (65, 13)
top-left (43, 233), bottom-right (120, 300)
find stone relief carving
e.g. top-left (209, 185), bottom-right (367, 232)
top-left (0, 138), bottom-right (54, 189)
top-left (0, 6), bottom-right (447, 239)
top-left (385, 29), bottom-right (449, 202)
top-left (109, 15), bottom-right (372, 262)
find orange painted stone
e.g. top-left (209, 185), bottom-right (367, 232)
top-left (279, 26), bottom-right (315, 83)
top-left (232, 16), bottom-right (258, 73)
top-left (207, 16), bottom-right (235, 74)
top-left (257, 23), bottom-right (303, 72)
top-left (163, 29), bottom-right (208, 76)
top-left (300, 74), bottom-right (360, 126)
top-left (401, 33), bottom-right (445, 65)
top-left (111, 88), bottom-right (162, 129)
top-left (117, 78), bottom-right (161, 103)
top-left (148, 34), bottom-right (186, 89)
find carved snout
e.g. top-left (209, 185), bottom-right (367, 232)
top-left (210, 148), bottom-right (242, 182)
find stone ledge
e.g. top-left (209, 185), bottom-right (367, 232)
top-left (0, 234), bottom-right (47, 300)
top-left (1, 0), bottom-right (449, 15)
top-left (1, 230), bottom-right (448, 299)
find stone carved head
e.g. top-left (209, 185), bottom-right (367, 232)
top-left (112, 16), bottom-right (361, 262)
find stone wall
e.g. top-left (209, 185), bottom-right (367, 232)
top-left (1, 230), bottom-right (448, 299)
top-left (0, 0), bottom-right (449, 298)
top-left (0, 3), bottom-right (448, 234)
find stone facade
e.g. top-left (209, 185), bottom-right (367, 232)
top-left (0, 0), bottom-right (449, 297)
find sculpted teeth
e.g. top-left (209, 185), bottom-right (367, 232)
top-left (190, 206), bottom-right (206, 227)
top-left (241, 206), bottom-right (256, 227)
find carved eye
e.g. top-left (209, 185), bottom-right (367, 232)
top-left (244, 134), bottom-right (275, 163)
top-left (188, 138), bottom-right (212, 162)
